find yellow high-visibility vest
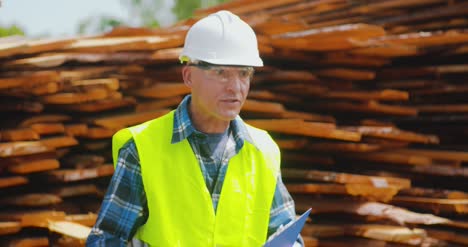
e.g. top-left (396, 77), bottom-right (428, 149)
top-left (112, 111), bottom-right (280, 246)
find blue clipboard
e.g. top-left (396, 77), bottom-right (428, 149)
top-left (264, 208), bottom-right (311, 247)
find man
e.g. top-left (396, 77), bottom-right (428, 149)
top-left (87, 10), bottom-right (302, 247)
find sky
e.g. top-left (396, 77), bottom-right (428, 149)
top-left (0, 0), bottom-right (175, 38)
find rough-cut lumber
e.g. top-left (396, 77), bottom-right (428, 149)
top-left (294, 198), bottom-right (451, 225)
top-left (130, 82), bottom-right (190, 99)
top-left (392, 196), bottom-right (468, 214)
top-left (93, 109), bottom-right (171, 130)
top-left (45, 165), bottom-right (114, 182)
top-left (64, 213), bottom-right (97, 227)
top-left (48, 221), bottom-right (91, 240)
top-left (0, 141), bottom-right (53, 158)
top-left (0, 129), bottom-right (39, 142)
top-left (19, 114), bottom-right (71, 127)
top-left (0, 237), bottom-right (49, 247)
top-left (2, 0), bottom-right (468, 244)
top-left (0, 177), bottom-right (28, 188)
top-left (246, 119), bottom-right (361, 141)
top-left (40, 136), bottom-right (78, 149)
top-left (283, 169), bottom-right (411, 189)
top-left (287, 183), bottom-right (400, 202)
top-left (426, 229), bottom-right (468, 246)
top-left (343, 126), bottom-right (439, 144)
top-left (7, 159), bottom-right (60, 174)
top-left (0, 222), bottom-right (22, 235)
top-left (0, 193), bottom-right (62, 207)
top-left (65, 35), bottom-right (184, 52)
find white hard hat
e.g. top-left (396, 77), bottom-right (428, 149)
top-left (179, 10), bottom-right (263, 67)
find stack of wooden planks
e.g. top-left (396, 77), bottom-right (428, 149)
top-left (1, 0), bottom-right (467, 246)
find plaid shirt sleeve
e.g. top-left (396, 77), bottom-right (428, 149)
top-left (268, 174), bottom-right (304, 246)
top-left (86, 139), bottom-right (147, 247)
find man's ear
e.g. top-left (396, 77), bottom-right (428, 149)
top-left (182, 66), bottom-right (192, 88)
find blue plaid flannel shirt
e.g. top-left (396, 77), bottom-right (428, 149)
top-left (87, 95), bottom-right (302, 246)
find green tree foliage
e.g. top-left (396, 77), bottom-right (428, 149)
top-left (78, 16), bottom-right (124, 35)
top-left (173, 0), bottom-right (228, 20)
top-left (0, 24), bottom-right (25, 37)
top-left (78, 0), bottom-right (228, 35)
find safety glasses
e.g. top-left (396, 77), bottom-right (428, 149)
top-left (188, 61), bottom-right (254, 83)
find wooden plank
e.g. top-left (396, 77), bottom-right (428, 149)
top-left (0, 222), bottom-right (22, 236)
top-left (315, 68), bottom-right (376, 81)
top-left (321, 89), bottom-right (409, 101)
top-left (45, 165), bottom-right (114, 182)
top-left (0, 141), bottom-right (53, 158)
top-left (48, 221), bottom-right (91, 240)
top-left (343, 151), bottom-right (433, 166)
top-left (0, 71), bottom-right (60, 90)
top-left (52, 184), bottom-right (101, 198)
top-left (41, 88), bottom-right (113, 104)
top-left (349, 44), bottom-right (420, 57)
top-left (151, 47), bottom-right (182, 61)
top-left (30, 123), bottom-right (65, 135)
top-left (427, 229), bottom-right (468, 246)
top-left (19, 114), bottom-right (71, 127)
top-left (295, 198), bottom-right (451, 225)
top-left (13, 211), bottom-right (67, 228)
top-left (65, 35), bottom-right (184, 52)
top-left (64, 213), bottom-right (97, 227)
top-left (0, 237), bottom-right (49, 247)
top-left (274, 23), bottom-right (385, 40)
top-left (399, 187), bottom-right (468, 199)
top-left (317, 53), bottom-right (390, 67)
top-left (130, 82), bottom-right (190, 99)
top-left (392, 148), bottom-right (468, 162)
top-left (0, 128), bottom-right (39, 142)
top-left (62, 154), bottom-right (105, 169)
top-left (275, 138), bottom-right (308, 150)
top-left (135, 96), bottom-right (183, 112)
top-left (306, 142), bottom-right (382, 153)
top-left (0, 41), bottom-right (27, 58)
top-left (287, 183), bottom-right (400, 202)
top-left (301, 223), bottom-right (427, 244)
top-left (242, 99), bottom-right (286, 114)
top-left (254, 70), bottom-right (318, 83)
top-left (80, 127), bottom-right (115, 139)
top-left (283, 169), bottom-right (411, 188)
top-left (93, 109), bottom-right (171, 130)
top-left (64, 124), bottom-right (88, 136)
top-left (0, 193), bottom-right (62, 207)
top-left (59, 67), bottom-right (117, 81)
top-left (7, 159), bottom-right (60, 174)
top-left (375, 3), bottom-right (468, 27)
top-left (40, 136), bottom-right (78, 149)
top-left (59, 97), bottom-right (136, 112)
top-left (282, 152), bottom-right (335, 166)
top-left (416, 104), bottom-right (468, 113)
top-left (392, 196), bottom-right (468, 214)
top-left (247, 118), bottom-right (361, 141)
top-left (346, 224), bottom-right (426, 244)
top-left (343, 126), bottom-right (439, 144)
top-left (310, 101), bottom-right (419, 116)
top-left (280, 110), bottom-right (335, 123)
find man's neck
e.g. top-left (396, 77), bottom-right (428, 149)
top-left (189, 103), bottom-right (230, 134)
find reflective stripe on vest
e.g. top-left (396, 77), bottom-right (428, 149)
top-left (112, 111), bottom-right (280, 246)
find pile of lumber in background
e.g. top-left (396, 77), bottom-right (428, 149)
top-left (0, 0), bottom-right (467, 246)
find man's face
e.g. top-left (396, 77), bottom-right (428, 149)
top-left (183, 64), bottom-right (254, 122)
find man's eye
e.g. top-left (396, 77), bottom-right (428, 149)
top-left (239, 70), bottom-right (249, 77)
top-left (215, 69), bottom-right (225, 76)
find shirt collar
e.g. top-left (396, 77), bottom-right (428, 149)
top-left (171, 95), bottom-right (256, 149)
